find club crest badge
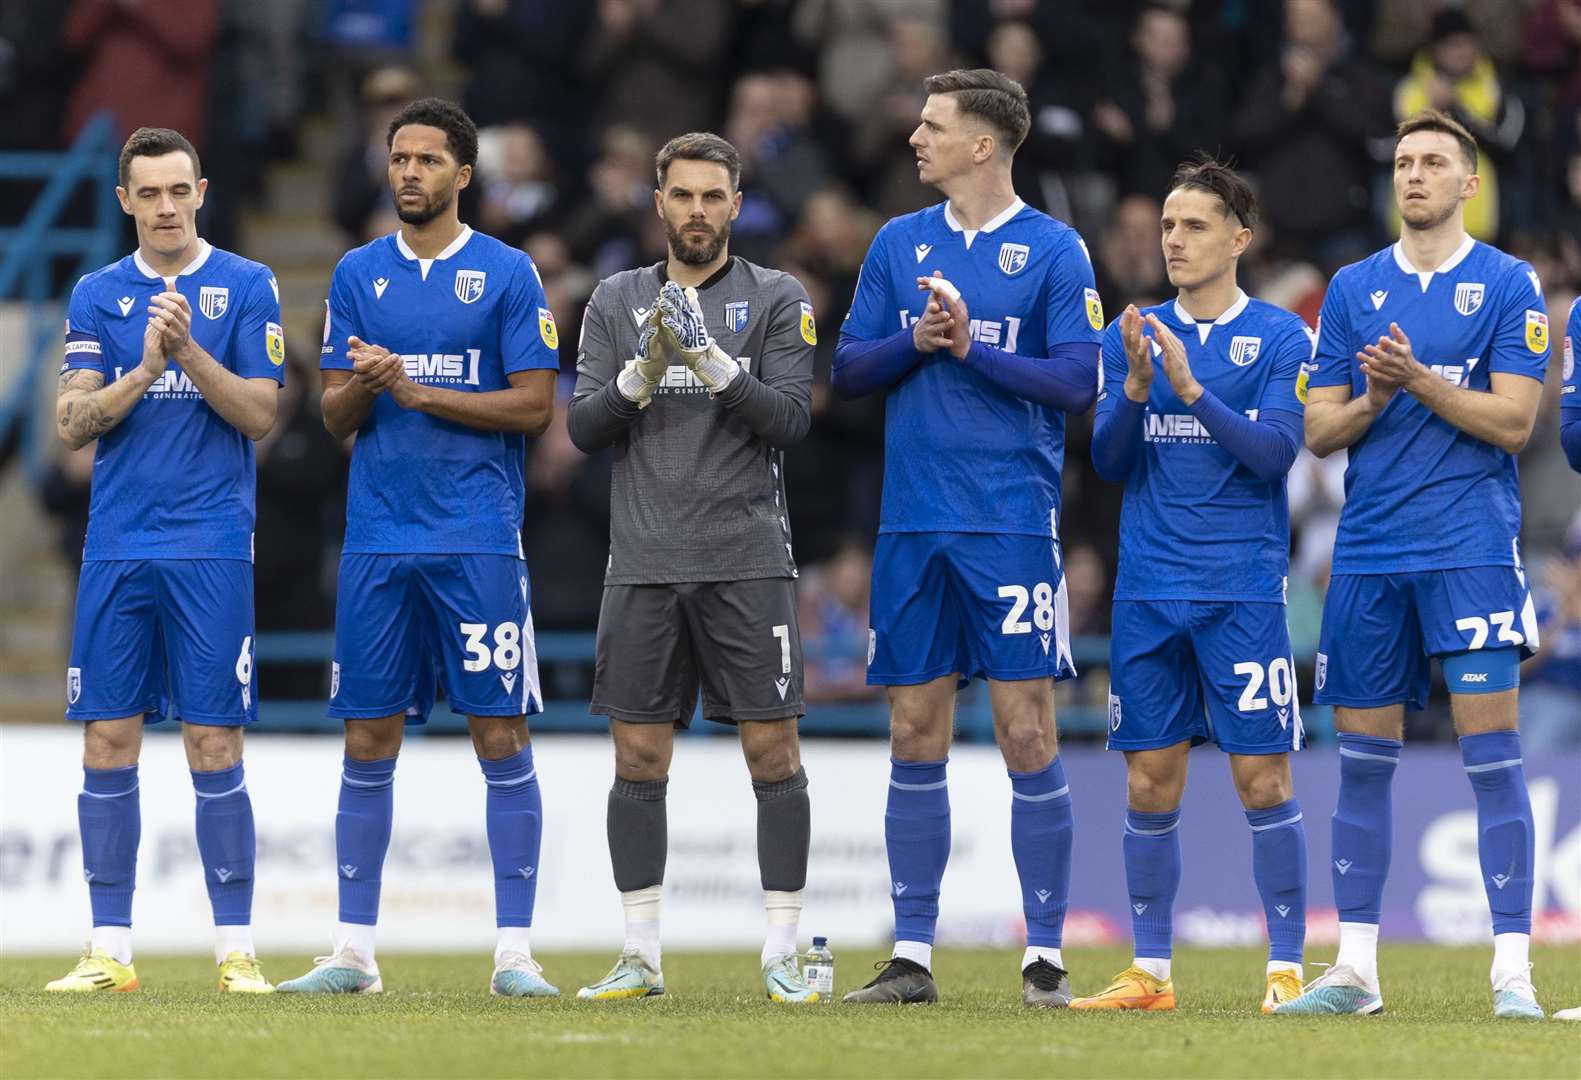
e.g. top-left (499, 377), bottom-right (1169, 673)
top-left (455, 269), bottom-right (486, 304)
top-left (1229, 335), bottom-right (1262, 366)
top-left (998, 242), bottom-right (1030, 276)
top-left (198, 286), bottom-right (229, 320)
top-left (725, 300), bottom-right (749, 333)
top-left (1453, 281), bottom-right (1484, 316)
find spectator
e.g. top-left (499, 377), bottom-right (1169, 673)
top-left (1063, 542), bottom-right (1111, 637)
top-left (1093, 193), bottom-right (1168, 312)
top-left (1233, 0), bottom-right (1389, 270)
top-left (796, 538), bottom-right (882, 704)
top-left (331, 64), bottom-right (420, 243)
top-left (559, 124), bottom-right (658, 278)
top-left (0, 2), bottom-right (71, 151)
top-left (1393, 9), bottom-right (1523, 241)
top-left (1091, 4), bottom-right (1225, 201)
top-left (581, 0), bottom-right (732, 143)
top-left (475, 122), bottom-right (561, 249)
top-left (723, 72), bottom-right (831, 262)
top-left (63, 0), bottom-right (219, 148)
top-left (851, 13), bottom-right (953, 217)
top-left (520, 393), bottom-right (612, 631)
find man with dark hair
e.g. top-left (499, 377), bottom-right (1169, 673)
top-left (1279, 110), bottom-right (1548, 1019)
top-left (277, 98), bottom-right (562, 998)
top-left (833, 68), bottom-right (1101, 1007)
top-left (47, 127), bottom-right (283, 993)
top-left (1078, 157), bottom-right (1312, 1014)
top-left (566, 131), bottom-right (819, 1004)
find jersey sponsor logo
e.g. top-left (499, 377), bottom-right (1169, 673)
top-left (117, 295), bottom-right (135, 317)
top-left (1525, 309), bottom-right (1548, 354)
top-left (115, 365), bottom-right (204, 397)
top-left (454, 269), bottom-right (486, 304)
top-left (914, 243), bottom-right (933, 263)
top-left (1370, 289), bottom-right (1388, 310)
top-left (373, 276), bottom-right (389, 299)
top-left (401, 349), bottom-right (482, 385)
top-left (538, 306), bottom-right (559, 350)
top-left (998, 242), bottom-right (1030, 275)
top-left (1084, 287), bottom-right (1104, 331)
top-left (799, 301), bottom-right (817, 345)
top-left (905, 309), bottom-right (1024, 352)
top-left (1228, 335), bottom-right (1262, 366)
top-left (1429, 358), bottom-right (1478, 387)
top-left (1142, 409), bottom-right (1257, 443)
top-left (725, 300), bottom-right (749, 333)
top-left (67, 666), bottom-right (81, 705)
top-left (199, 285), bottom-right (229, 319)
top-left (1453, 281), bottom-right (1485, 316)
top-left (266, 322), bottom-right (285, 366)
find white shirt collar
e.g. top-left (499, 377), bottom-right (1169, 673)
top-left (943, 197), bottom-right (1024, 249)
top-left (1392, 233), bottom-right (1475, 292)
top-left (133, 239), bottom-right (212, 281)
top-left (395, 225), bottom-right (474, 280)
top-left (1172, 289), bottom-right (1250, 345)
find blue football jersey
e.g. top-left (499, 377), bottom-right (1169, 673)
top-left (1309, 238), bottom-right (1548, 574)
top-left (842, 198), bottom-right (1102, 535)
top-left (321, 226), bottom-right (559, 556)
top-left (62, 242), bottom-right (284, 561)
top-left (1097, 293), bottom-right (1310, 602)
top-left (1563, 296), bottom-right (1578, 417)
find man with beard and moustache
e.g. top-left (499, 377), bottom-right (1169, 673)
top-left (277, 98), bottom-right (562, 998)
top-left (566, 133), bottom-right (819, 1004)
top-left (1278, 110), bottom-right (1549, 1019)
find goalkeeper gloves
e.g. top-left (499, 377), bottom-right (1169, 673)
top-left (615, 302), bottom-right (670, 407)
top-left (657, 281), bottom-right (740, 393)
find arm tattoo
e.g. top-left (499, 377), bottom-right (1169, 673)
top-left (57, 369), bottom-right (116, 444)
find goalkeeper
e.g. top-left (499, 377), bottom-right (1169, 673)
top-left (566, 132), bottom-right (819, 1004)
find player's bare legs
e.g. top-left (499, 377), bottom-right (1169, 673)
top-left (888, 676), bottom-right (957, 762)
top-left (84, 715), bottom-right (144, 769)
top-left (739, 719), bottom-right (815, 1000)
top-left (988, 676), bottom-right (1076, 1005)
top-left (1448, 687), bottom-right (1540, 1016)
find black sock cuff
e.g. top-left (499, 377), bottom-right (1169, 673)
top-left (752, 766), bottom-right (808, 801)
top-left (613, 776), bottom-right (668, 801)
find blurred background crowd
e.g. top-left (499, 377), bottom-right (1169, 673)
top-left (1, 0), bottom-right (1578, 740)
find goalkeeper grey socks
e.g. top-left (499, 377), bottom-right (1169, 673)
top-left (753, 767), bottom-right (810, 892)
top-left (608, 776), bottom-right (668, 892)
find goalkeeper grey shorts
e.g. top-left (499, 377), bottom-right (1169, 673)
top-left (590, 578), bottom-right (805, 727)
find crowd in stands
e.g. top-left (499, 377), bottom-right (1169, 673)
top-left (6, 0), bottom-right (1579, 732)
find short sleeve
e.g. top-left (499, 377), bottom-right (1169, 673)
top-left (1563, 297), bottom-right (1579, 410)
top-left (1487, 262), bottom-right (1548, 382)
top-left (1262, 318), bottom-right (1314, 413)
top-left (1094, 318), bottom-right (1127, 418)
top-left (319, 258), bottom-right (357, 371)
top-left (1308, 274), bottom-right (1355, 390)
top-left (841, 223), bottom-right (894, 342)
top-left (1043, 230), bottom-right (1103, 348)
top-left (234, 267), bottom-right (286, 384)
top-left (500, 254), bottom-right (559, 374)
top-left (62, 277), bottom-right (105, 375)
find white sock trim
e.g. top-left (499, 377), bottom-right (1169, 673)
top-left (1491, 932), bottom-right (1530, 980)
top-left (334, 922), bottom-right (378, 967)
top-left (1022, 946), bottom-right (1063, 971)
top-left (762, 890), bottom-right (802, 966)
top-left (495, 926), bottom-right (533, 965)
top-left (215, 924), bottom-right (254, 965)
top-left (90, 925), bottom-right (132, 966)
top-left (892, 939), bottom-right (932, 971)
top-left (1334, 921), bottom-right (1380, 983)
top-left (1133, 956), bottom-right (1170, 981)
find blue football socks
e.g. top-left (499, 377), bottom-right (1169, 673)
top-left (1124, 807), bottom-right (1182, 959)
top-left (1332, 734), bottom-right (1401, 926)
top-left (336, 755), bottom-right (397, 925)
top-left (479, 745), bottom-right (543, 928)
top-left (80, 764), bottom-right (140, 928)
top-left (1246, 798), bottom-right (1307, 964)
top-left (886, 758), bottom-right (951, 947)
top-left (1009, 757), bottom-right (1073, 949)
top-left (191, 761), bottom-right (255, 926)
top-left (1460, 731), bottom-right (1534, 935)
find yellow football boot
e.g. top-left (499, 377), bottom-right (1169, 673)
top-left (45, 949), bottom-right (139, 992)
top-left (218, 951), bottom-right (274, 993)
top-left (1262, 968), bottom-right (1304, 1014)
top-left (1069, 965), bottom-right (1176, 1011)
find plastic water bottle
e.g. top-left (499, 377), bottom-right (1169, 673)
top-left (802, 936), bottom-right (834, 1000)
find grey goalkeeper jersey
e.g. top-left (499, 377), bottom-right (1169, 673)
top-left (567, 256), bottom-right (815, 585)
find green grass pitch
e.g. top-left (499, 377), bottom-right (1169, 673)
top-left (3, 945), bottom-right (1578, 1078)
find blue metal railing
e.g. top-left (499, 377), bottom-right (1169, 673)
top-left (0, 113), bottom-right (122, 485)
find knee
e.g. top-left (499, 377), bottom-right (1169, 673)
top-left (743, 728), bottom-right (800, 783)
top-left (184, 726), bottom-right (242, 772)
top-left (889, 709), bottom-right (948, 760)
top-left (1235, 764), bottom-right (1292, 810)
top-left (83, 722), bottom-right (140, 769)
top-left (344, 717), bottom-right (403, 761)
top-left (470, 719), bottom-right (526, 761)
top-left (1126, 765), bottom-right (1183, 813)
top-left (997, 718), bottom-right (1053, 771)
top-left (613, 731), bottom-right (670, 782)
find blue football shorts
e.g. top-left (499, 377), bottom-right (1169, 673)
top-left (867, 531), bottom-right (1075, 686)
top-left (331, 553), bottom-right (542, 721)
top-left (1107, 599), bottom-right (1304, 755)
top-left (1314, 565), bottom-right (1538, 710)
top-left (68, 559), bottom-right (257, 726)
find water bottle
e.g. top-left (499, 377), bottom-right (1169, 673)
top-left (802, 936), bottom-right (834, 1000)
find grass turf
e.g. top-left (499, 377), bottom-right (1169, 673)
top-left (2, 945), bottom-right (1578, 1079)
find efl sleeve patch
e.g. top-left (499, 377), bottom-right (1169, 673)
top-left (538, 306), bottom-right (559, 350)
top-left (1295, 364), bottom-right (1311, 404)
top-left (1525, 310), bottom-right (1548, 354)
top-left (799, 301), bottom-right (817, 346)
top-left (266, 321), bottom-right (285, 366)
top-left (1084, 288), bottom-right (1104, 332)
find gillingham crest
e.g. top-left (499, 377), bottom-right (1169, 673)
top-left (455, 269), bottom-right (487, 304)
top-left (725, 300), bottom-right (749, 333)
top-left (198, 286), bottom-right (229, 319)
top-left (1453, 281), bottom-right (1485, 316)
top-left (1229, 335), bottom-right (1262, 366)
top-left (67, 666), bottom-right (81, 705)
top-left (998, 242), bottom-right (1030, 276)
